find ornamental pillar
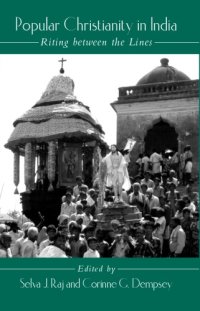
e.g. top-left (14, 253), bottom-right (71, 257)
top-left (47, 141), bottom-right (56, 191)
top-left (24, 142), bottom-right (34, 192)
top-left (13, 149), bottom-right (20, 194)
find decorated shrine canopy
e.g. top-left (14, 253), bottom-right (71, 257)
top-left (5, 74), bottom-right (105, 151)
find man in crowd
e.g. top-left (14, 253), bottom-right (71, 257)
top-left (169, 217), bottom-right (186, 257)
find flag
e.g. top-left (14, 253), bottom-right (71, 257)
top-left (124, 137), bottom-right (136, 152)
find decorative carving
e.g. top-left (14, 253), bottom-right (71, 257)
top-left (47, 141), bottom-right (56, 191)
top-left (13, 150), bottom-right (20, 194)
top-left (24, 143), bottom-right (33, 192)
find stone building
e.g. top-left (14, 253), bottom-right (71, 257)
top-left (111, 58), bottom-right (198, 177)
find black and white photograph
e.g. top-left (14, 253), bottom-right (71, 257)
top-left (0, 54), bottom-right (198, 258)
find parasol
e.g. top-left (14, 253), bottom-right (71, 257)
top-left (0, 213), bottom-right (16, 223)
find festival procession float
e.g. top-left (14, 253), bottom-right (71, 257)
top-left (5, 59), bottom-right (142, 228)
top-left (5, 59), bottom-right (107, 225)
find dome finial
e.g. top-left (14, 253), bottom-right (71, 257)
top-left (58, 57), bottom-right (67, 74)
top-left (160, 58), bottom-right (169, 67)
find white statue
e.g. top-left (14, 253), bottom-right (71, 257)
top-left (101, 144), bottom-right (131, 203)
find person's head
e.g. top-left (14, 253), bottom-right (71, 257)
top-left (169, 170), bottom-right (176, 178)
top-left (144, 171), bottom-right (151, 180)
top-left (88, 188), bottom-right (96, 199)
top-left (111, 144), bottom-right (117, 154)
top-left (66, 186), bottom-right (73, 195)
top-left (133, 182), bottom-right (140, 195)
top-left (87, 237), bottom-right (98, 251)
top-left (141, 183), bottom-right (148, 194)
top-left (187, 179), bottom-right (194, 187)
top-left (133, 175), bottom-right (142, 183)
top-left (185, 145), bottom-right (191, 151)
top-left (159, 195), bottom-right (166, 207)
top-left (68, 221), bottom-right (76, 234)
top-left (82, 226), bottom-right (95, 240)
top-left (0, 233), bottom-right (12, 249)
top-left (88, 220), bottom-right (97, 230)
top-left (161, 173), bottom-right (168, 182)
top-left (58, 214), bottom-right (69, 226)
top-left (0, 224), bottom-right (7, 234)
top-left (154, 177), bottom-right (160, 186)
top-left (10, 222), bottom-right (19, 233)
top-left (83, 205), bottom-right (91, 216)
top-left (70, 223), bottom-right (82, 240)
top-left (61, 195), bottom-right (66, 203)
top-left (76, 203), bottom-right (83, 214)
top-left (96, 229), bottom-right (104, 241)
top-left (146, 188), bottom-right (153, 199)
top-left (53, 232), bottom-right (67, 251)
top-left (65, 192), bottom-right (72, 204)
top-left (76, 176), bottom-right (83, 187)
top-left (168, 182), bottom-right (176, 192)
top-left (79, 191), bottom-right (87, 200)
top-left (182, 195), bottom-right (191, 206)
top-left (176, 199), bottom-right (186, 212)
top-left (182, 208), bottom-right (191, 220)
top-left (157, 208), bottom-right (165, 218)
top-left (135, 226), bottom-right (145, 243)
top-left (192, 211), bottom-right (199, 222)
top-left (22, 222), bottom-right (35, 238)
top-left (80, 185), bottom-right (88, 193)
top-left (143, 221), bottom-right (155, 237)
top-left (170, 217), bottom-right (181, 229)
top-left (27, 227), bottom-right (38, 242)
top-left (76, 215), bottom-right (84, 226)
top-left (46, 225), bottom-right (57, 241)
top-left (58, 224), bottom-right (68, 236)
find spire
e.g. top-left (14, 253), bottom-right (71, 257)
top-left (58, 58), bottom-right (67, 74)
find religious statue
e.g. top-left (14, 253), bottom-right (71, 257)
top-left (101, 144), bottom-right (131, 203)
top-left (62, 146), bottom-right (77, 180)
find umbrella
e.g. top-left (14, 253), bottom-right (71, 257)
top-left (0, 213), bottom-right (16, 223)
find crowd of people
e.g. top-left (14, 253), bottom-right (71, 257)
top-left (136, 145), bottom-right (193, 186)
top-left (0, 145), bottom-right (198, 258)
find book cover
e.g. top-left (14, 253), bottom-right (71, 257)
top-left (0, 1), bottom-right (199, 310)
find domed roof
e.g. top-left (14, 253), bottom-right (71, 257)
top-left (137, 58), bottom-right (191, 85)
top-left (35, 74), bottom-right (76, 106)
top-left (5, 72), bottom-right (105, 150)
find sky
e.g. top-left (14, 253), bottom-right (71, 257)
top-left (0, 54), bottom-right (198, 213)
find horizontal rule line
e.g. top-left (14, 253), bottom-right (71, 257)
top-left (118, 268), bottom-right (199, 271)
top-left (155, 41), bottom-right (200, 44)
top-left (0, 268), bottom-right (76, 271)
top-left (0, 42), bottom-right (39, 44)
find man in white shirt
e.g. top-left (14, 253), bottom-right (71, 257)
top-left (150, 149), bottom-right (163, 177)
top-left (39, 232), bottom-right (68, 258)
top-left (73, 176), bottom-right (88, 200)
top-left (83, 237), bottom-right (100, 258)
top-left (141, 171), bottom-right (155, 188)
top-left (146, 188), bottom-right (160, 211)
top-left (170, 217), bottom-right (186, 257)
top-left (59, 192), bottom-right (76, 218)
top-left (21, 227), bottom-right (38, 258)
top-left (142, 153), bottom-right (150, 174)
top-left (39, 225), bottom-right (57, 254)
top-left (153, 209), bottom-right (166, 253)
top-left (185, 159), bottom-right (193, 185)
